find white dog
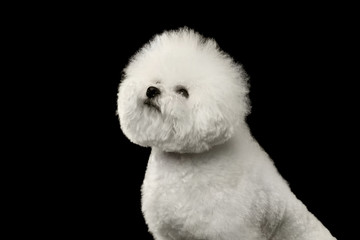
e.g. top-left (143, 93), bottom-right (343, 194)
top-left (117, 28), bottom-right (336, 240)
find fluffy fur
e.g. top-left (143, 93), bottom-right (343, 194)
top-left (117, 28), bottom-right (336, 240)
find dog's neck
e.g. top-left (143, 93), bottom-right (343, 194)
top-left (150, 125), bottom-right (263, 167)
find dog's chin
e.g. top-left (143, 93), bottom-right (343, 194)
top-left (144, 99), bottom-right (161, 113)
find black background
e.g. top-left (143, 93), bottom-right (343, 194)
top-left (16, 4), bottom-right (356, 239)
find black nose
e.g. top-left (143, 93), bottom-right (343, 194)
top-left (146, 86), bottom-right (161, 98)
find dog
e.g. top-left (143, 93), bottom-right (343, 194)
top-left (117, 28), bottom-right (336, 240)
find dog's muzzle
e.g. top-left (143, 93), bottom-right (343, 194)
top-left (144, 86), bottom-right (161, 112)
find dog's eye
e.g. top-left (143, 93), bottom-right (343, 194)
top-left (176, 87), bottom-right (189, 98)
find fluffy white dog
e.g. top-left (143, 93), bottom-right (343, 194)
top-left (117, 28), bottom-right (336, 240)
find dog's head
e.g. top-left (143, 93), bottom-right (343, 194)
top-left (117, 28), bottom-right (250, 153)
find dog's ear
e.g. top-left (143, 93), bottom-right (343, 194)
top-left (188, 102), bottom-right (236, 152)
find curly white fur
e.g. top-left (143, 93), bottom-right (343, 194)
top-left (117, 28), bottom-right (336, 240)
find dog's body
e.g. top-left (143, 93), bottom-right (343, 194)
top-left (142, 128), bottom-right (333, 239)
top-left (118, 28), bottom-right (335, 239)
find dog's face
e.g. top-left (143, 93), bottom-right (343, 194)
top-left (118, 29), bottom-right (250, 153)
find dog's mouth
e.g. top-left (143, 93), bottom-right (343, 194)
top-left (144, 99), bottom-right (161, 112)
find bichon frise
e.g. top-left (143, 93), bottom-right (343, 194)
top-left (117, 28), bottom-right (336, 240)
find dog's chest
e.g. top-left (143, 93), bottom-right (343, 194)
top-left (143, 170), bottom-right (221, 238)
top-left (142, 156), bottom-right (215, 222)
top-left (141, 151), bottom-right (254, 239)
